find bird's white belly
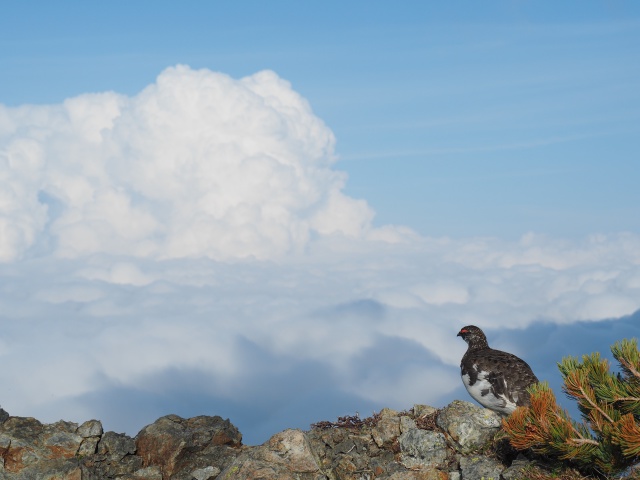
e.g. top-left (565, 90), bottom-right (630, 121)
top-left (461, 371), bottom-right (518, 415)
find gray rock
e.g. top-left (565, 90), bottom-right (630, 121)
top-left (0, 407), bottom-right (9, 424)
top-left (127, 465), bottom-right (163, 479)
top-left (459, 455), bottom-right (504, 480)
top-left (135, 414), bottom-right (242, 480)
top-left (399, 425), bottom-right (449, 469)
top-left (79, 429), bottom-right (142, 479)
top-left (400, 415), bottom-right (417, 433)
top-left (97, 430), bottom-right (136, 459)
top-left (191, 465), bottom-right (221, 480)
top-left (220, 429), bottom-right (324, 480)
top-left (5, 459), bottom-right (82, 480)
top-left (436, 400), bottom-right (501, 454)
top-left (0, 416), bottom-right (45, 468)
top-left (262, 429), bottom-right (322, 473)
top-left (77, 419), bottom-right (103, 438)
top-left (306, 422), bottom-right (398, 479)
top-left (0, 416), bottom-right (106, 479)
top-left (501, 455), bottom-right (535, 480)
top-left (372, 408), bottom-right (401, 447)
top-left (413, 404), bottom-right (438, 418)
top-left (74, 420), bottom-right (104, 457)
top-left (381, 470), bottom-right (448, 480)
top-left (43, 421), bottom-right (83, 458)
top-left (77, 437), bottom-right (100, 456)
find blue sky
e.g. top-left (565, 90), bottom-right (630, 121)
top-left (1, 1), bottom-right (640, 444)
top-left (3, 1), bottom-right (639, 238)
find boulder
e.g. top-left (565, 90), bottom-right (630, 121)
top-left (135, 414), bottom-right (242, 479)
top-left (459, 454), bottom-right (504, 480)
top-left (220, 429), bottom-right (324, 480)
top-left (371, 408), bottom-right (401, 447)
top-left (77, 420), bottom-right (103, 456)
top-left (398, 418), bottom-right (450, 469)
top-left (436, 400), bottom-right (502, 454)
top-left (0, 407), bottom-right (10, 424)
top-left (0, 416), bottom-right (86, 479)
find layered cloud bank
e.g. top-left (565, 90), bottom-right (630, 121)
top-left (0, 65), bottom-right (380, 262)
top-left (0, 66), bottom-right (639, 443)
top-left (0, 234), bottom-right (639, 443)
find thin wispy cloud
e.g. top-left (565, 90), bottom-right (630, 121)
top-left (339, 131), bottom-right (614, 162)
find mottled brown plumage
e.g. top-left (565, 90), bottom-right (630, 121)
top-left (457, 325), bottom-right (538, 415)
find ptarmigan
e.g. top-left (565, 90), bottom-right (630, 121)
top-left (457, 325), bottom-right (538, 415)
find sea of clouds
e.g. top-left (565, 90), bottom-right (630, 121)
top-left (1, 65), bottom-right (639, 443)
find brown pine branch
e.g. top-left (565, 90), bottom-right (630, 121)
top-left (614, 396), bottom-right (640, 403)
top-left (505, 339), bottom-right (640, 476)
top-left (613, 414), bottom-right (640, 457)
top-left (553, 411), bottom-right (597, 445)
top-left (568, 438), bottom-right (599, 446)
top-left (618, 357), bottom-right (640, 380)
top-left (576, 383), bottom-right (615, 425)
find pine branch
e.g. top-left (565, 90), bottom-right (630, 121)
top-left (504, 338), bottom-right (640, 476)
top-left (613, 414), bottom-right (640, 457)
top-left (614, 396), bottom-right (640, 403)
top-left (568, 438), bottom-right (599, 446)
top-left (612, 339), bottom-right (640, 381)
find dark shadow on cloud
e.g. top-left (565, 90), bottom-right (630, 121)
top-left (65, 336), bottom-right (381, 445)
top-left (332, 332), bottom-right (462, 417)
top-left (64, 331), bottom-right (456, 445)
top-left (350, 332), bottom-right (453, 382)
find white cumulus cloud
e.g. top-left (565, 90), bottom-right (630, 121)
top-left (0, 65), bottom-right (381, 262)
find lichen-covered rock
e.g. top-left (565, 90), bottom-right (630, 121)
top-left (122, 465), bottom-right (164, 479)
top-left (372, 408), bottom-right (401, 447)
top-left (501, 455), bottom-right (535, 480)
top-left (380, 469), bottom-right (448, 480)
top-left (135, 414), bottom-right (242, 479)
top-left (97, 430), bottom-right (137, 458)
top-left (0, 415), bottom-right (93, 479)
top-left (0, 407), bottom-right (9, 425)
top-left (77, 419), bottom-right (103, 438)
top-left (306, 412), bottom-right (403, 479)
top-left (413, 404), bottom-right (438, 418)
top-left (191, 465), bottom-right (221, 480)
top-left (76, 420), bottom-right (103, 456)
top-left (43, 421), bottom-right (84, 459)
top-left (82, 430), bottom-right (141, 479)
top-left (264, 429), bottom-right (322, 472)
top-left (0, 416), bottom-right (86, 478)
top-left (6, 459), bottom-right (83, 480)
top-left (436, 400), bottom-right (501, 454)
top-left (0, 417), bottom-right (48, 472)
top-left (220, 429), bottom-right (325, 480)
top-left (459, 455), bottom-right (504, 480)
top-left (398, 418), bottom-right (450, 469)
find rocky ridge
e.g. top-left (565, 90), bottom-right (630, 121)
top-left (0, 401), bottom-right (542, 480)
